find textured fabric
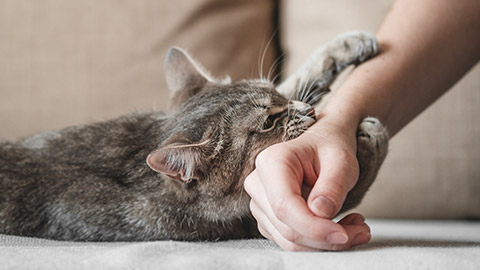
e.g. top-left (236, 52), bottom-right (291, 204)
top-left (282, 0), bottom-right (480, 218)
top-left (0, 0), bottom-right (276, 140)
top-left (1, 219), bottom-right (479, 270)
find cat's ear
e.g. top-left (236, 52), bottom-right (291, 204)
top-left (146, 138), bottom-right (213, 184)
top-left (164, 47), bottom-right (212, 109)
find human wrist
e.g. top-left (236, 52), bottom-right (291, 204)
top-left (314, 50), bottom-right (395, 137)
top-left (296, 102), bottom-right (362, 155)
top-left (314, 93), bottom-right (365, 138)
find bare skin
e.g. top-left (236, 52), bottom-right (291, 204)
top-left (244, 0), bottom-right (480, 251)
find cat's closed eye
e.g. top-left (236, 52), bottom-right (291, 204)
top-left (261, 112), bottom-right (283, 132)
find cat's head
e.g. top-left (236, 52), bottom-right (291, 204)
top-left (146, 48), bottom-right (327, 219)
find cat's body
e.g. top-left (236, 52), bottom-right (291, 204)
top-left (0, 32), bottom-right (388, 241)
top-left (0, 87), bottom-right (263, 241)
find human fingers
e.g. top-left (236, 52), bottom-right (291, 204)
top-left (307, 147), bottom-right (359, 219)
top-left (246, 170), bottom-right (321, 250)
top-left (246, 162), bottom-right (367, 250)
top-left (252, 148), bottom-right (350, 245)
top-left (249, 198), bottom-right (318, 251)
top-left (249, 181), bottom-right (371, 251)
top-left (338, 213), bottom-right (372, 246)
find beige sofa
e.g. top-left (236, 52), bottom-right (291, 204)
top-left (1, 1), bottom-right (479, 268)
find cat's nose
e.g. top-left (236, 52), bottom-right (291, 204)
top-left (304, 106), bottom-right (316, 120)
top-left (290, 101), bottom-right (316, 119)
top-left (299, 106), bottom-right (316, 120)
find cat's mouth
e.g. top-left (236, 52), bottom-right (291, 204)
top-left (283, 102), bottom-right (317, 140)
top-left (288, 100), bottom-right (315, 116)
top-left (304, 106), bottom-right (316, 119)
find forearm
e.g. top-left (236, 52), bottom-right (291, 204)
top-left (319, 0), bottom-right (480, 137)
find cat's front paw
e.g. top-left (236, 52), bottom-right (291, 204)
top-left (340, 117), bottom-right (389, 213)
top-left (357, 117), bottom-right (388, 153)
top-left (330, 31), bottom-right (379, 67)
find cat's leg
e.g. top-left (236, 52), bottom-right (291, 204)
top-left (278, 32), bottom-right (379, 106)
top-left (339, 117), bottom-right (389, 213)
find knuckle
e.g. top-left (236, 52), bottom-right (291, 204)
top-left (256, 145), bottom-right (288, 167)
top-left (256, 147), bottom-right (271, 160)
top-left (257, 224), bottom-right (270, 239)
top-left (255, 149), bottom-right (273, 168)
top-left (243, 175), bottom-right (253, 193)
top-left (329, 180), bottom-right (350, 199)
top-left (271, 197), bottom-right (288, 222)
top-left (279, 226), bottom-right (297, 243)
top-left (304, 223), bottom-right (328, 242)
top-left (249, 200), bottom-right (256, 212)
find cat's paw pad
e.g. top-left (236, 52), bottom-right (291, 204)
top-left (357, 117), bottom-right (388, 151)
top-left (358, 117), bottom-right (380, 134)
top-left (335, 32), bottom-right (379, 64)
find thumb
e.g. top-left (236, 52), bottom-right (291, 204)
top-left (307, 148), bottom-right (359, 219)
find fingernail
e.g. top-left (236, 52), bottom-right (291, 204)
top-left (326, 232), bottom-right (348, 244)
top-left (311, 196), bottom-right (336, 218)
top-left (351, 232), bottom-right (371, 246)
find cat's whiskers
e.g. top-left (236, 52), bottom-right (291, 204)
top-left (296, 71), bottom-right (312, 102)
top-left (258, 31), bottom-right (277, 82)
top-left (292, 72), bottom-right (315, 115)
top-left (299, 72), bottom-right (317, 103)
top-left (267, 52), bottom-right (285, 83)
top-left (303, 78), bottom-right (318, 103)
top-left (305, 90), bottom-right (325, 106)
top-left (292, 110), bottom-right (300, 121)
top-left (302, 79), bottom-right (328, 106)
top-left (298, 78), bottom-right (309, 103)
top-left (286, 79), bottom-right (298, 120)
top-left (298, 114), bottom-right (311, 123)
top-left (271, 69), bottom-right (284, 85)
top-left (287, 69), bottom-right (312, 115)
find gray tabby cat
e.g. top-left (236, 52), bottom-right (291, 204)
top-left (0, 32), bottom-right (388, 241)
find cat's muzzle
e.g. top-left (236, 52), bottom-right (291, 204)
top-left (303, 106), bottom-right (316, 120)
top-left (289, 100), bottom-right (316, 120)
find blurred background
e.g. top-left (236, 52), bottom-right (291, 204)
top-left (1, 0), bottom-right (479, 219)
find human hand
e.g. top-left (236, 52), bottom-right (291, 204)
top-left (244, 119), bottom-right (371, 251)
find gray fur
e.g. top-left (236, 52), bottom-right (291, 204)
top-left (0, 32), bottom-right (387, 241)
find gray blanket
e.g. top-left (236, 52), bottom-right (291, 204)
top-left (1, 219), bottom-right (479, 270)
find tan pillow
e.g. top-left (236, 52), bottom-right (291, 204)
top-left (0, 0), bottom-right (276, 140)
top-left (282, 0), bottom-right (480, 218)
